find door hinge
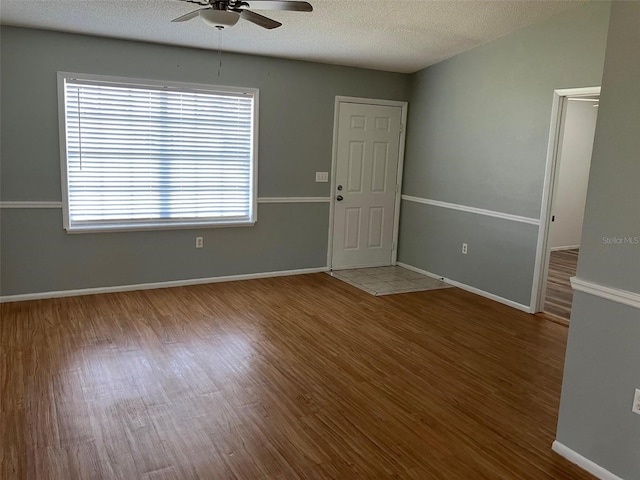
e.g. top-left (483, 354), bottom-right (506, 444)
top-left (400, 124), bottom-right (404, 133)
top-left (392, 242), bottom-right (396, 251)
top-left (395, 184), bottom-right (399, 193)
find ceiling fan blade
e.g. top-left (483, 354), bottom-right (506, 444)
top-left (245, 1), bottom-right (312, 12)
top-left (171, 9), bottom-right (206, 22)
top-left (240, 9), bottom-right (282, 29)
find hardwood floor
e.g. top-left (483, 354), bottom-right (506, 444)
top-left (1, 274), bottom-right (593, 479)
top-left (544, 249), bottom-right (579, 321)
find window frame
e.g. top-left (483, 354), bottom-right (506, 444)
top-left (57, 72), bottom-right (259, 233)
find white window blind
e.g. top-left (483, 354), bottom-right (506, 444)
top-left (60, 74), bottom-right (257, 232)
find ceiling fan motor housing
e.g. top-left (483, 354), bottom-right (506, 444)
top-left (200, 9), bottom-right (240, 28)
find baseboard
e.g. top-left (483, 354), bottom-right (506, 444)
top-left (396, 262), bottom-right (532, 313)
top-left (0, 266), bottom-right (329, 303)
top-left (552, 441), bottom-right (624, 480)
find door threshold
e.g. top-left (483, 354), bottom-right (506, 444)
top-left (536, 312), bottom-right (570, 327)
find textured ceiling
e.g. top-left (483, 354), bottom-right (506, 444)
top-left (0, 0), bottom-right (585, 73)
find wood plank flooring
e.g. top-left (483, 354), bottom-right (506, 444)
top-left (1, 274), bottom-right (593, 479)
top-left (544, 249), bottom-right (579, 320)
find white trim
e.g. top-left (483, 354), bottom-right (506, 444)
top-left (397, 262), bottom-right (532, 313)
top-left (571, 277), bottom-right (640, 310)
top-left (64, 220), bottom-right (256, 234)
top-left (57, 72), bottom-right (258, 95)
top-left (327, 96), bottom-right (408, 269)
top-left (0, 266), bottom-right (329, 304)
top-left (257, 197), bottom-right (331, 204)
top-left (334, 96), bottom-right (409, 108)
top-left (327, 98), bottom-right (341, 269)
top-left (58, 72), bottom-right (70, 228)
top-left (531, 86), bottom-right (601, 313)
top-left (401, 195), bottom-right (540, 225)
top-left (553, 87), bottom-right (602, 97)
top-left (0, 201), bottom-right (63, 209)
top-left (550, 244), bottom-right (580, 252)
top-left (552, 441), bottom-right (624, 480)
top-left (252, 89), bottom-right (260, 227)
top-left (392, 102), bottom-right (409, 265)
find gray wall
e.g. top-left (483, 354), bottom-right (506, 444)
top-left (399, 201), bottom-right (539, 305)
top-left (398, 2), bottom-right (611, 307)
top-left (0, 26), bottom-right (409, 296)
top-left (557, 3), bottom-right (640, 478)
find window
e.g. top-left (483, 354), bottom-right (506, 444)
top-left (58, 73), bottom-right (258, 232)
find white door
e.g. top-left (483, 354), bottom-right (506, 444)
top-left (331, 101), bottom-right (403, 269)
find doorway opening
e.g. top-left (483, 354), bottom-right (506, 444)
top-left (532, 87), bottom-right (600, 321)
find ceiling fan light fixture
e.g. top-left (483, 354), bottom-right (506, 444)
top-left (200, 9), bottom-right (240, 28)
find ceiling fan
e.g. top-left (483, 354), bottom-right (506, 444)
top-left (171, 0), bottom-right (313, 30)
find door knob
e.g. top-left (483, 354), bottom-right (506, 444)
top-left (336, 195), bottom-right (344, 201)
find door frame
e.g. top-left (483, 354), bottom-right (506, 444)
top-left (326, 96), bottom-right (408, 270)
top-left (530, 86), bottom-right (600, 313)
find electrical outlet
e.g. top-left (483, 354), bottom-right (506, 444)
top-left (633, 388), bottom-right (640, 415)
top-left (462, 243), bottom-right (468, 255)
top-left (315, 171), bottom-right (329, 183)
top-left (195, 237), bottom-right (203, 249)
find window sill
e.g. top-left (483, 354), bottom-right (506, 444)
top-left (65, 220), bottom-right (256, 234)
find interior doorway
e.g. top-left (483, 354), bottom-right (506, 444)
top-left (532, 87), bottom-right (600, 320)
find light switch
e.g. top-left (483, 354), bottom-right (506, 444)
top-left (315, 172), bottom-right (329, 183)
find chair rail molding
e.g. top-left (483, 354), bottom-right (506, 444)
top-left (401, 195), bottom-right (540, 225)
top-left (571, 276), bottom-right (640, 310)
